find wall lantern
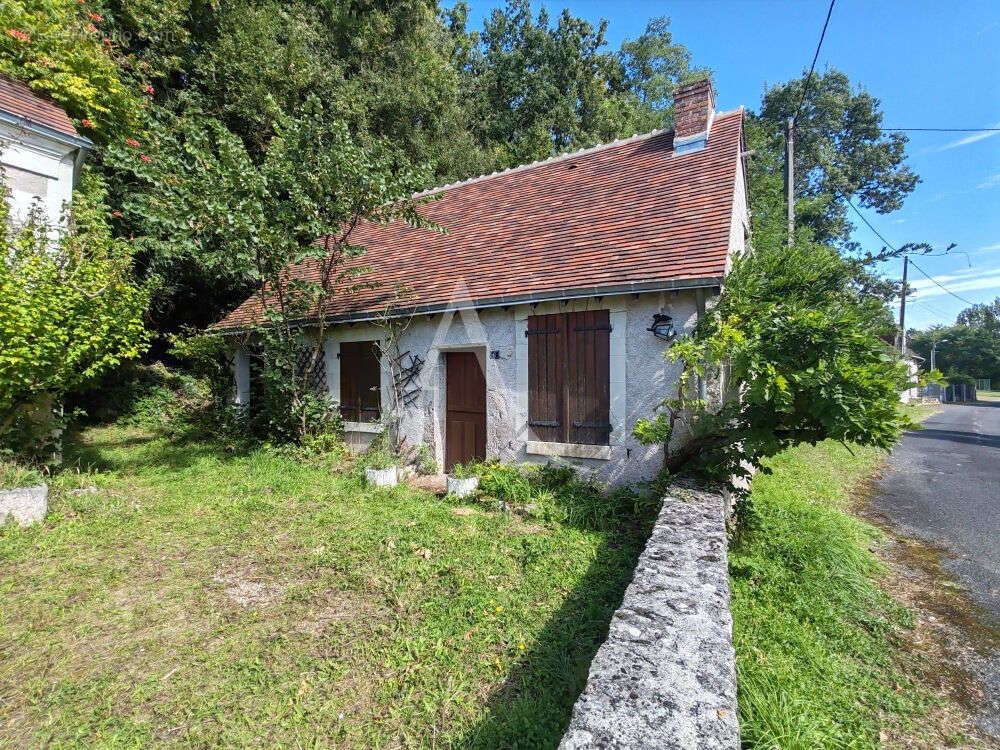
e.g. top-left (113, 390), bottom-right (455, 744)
top-left (648, 313), bottom-right (676, 342)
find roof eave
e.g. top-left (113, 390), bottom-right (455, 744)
top-left (213, 275), bottom-right (726, 336)
top-left (0, 110), bottom-right (92, 151)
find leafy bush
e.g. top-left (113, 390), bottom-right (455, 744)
top-left (170, 332), bottom-right (344, 446)
top-left (0, 174), bottom-right (148, 453)
top-left (69, 363), bottom-right (208, 427)
top-left (636, 234), bottom-right (910, 502)
top-left (468, 460), bottom-right (657, 531)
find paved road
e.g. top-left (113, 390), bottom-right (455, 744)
top-left (872, 401), bottom-right (1000, 619)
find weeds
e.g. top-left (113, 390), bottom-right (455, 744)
top-left (0, 451), bottom-right (44, 488)
top-left (461, 460), bottom-right (659, 532)
top-left (732, 440), bottom-right (927, 748)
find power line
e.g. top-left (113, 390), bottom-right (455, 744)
top-left (881, 127), bottom-right (1000, 132)
top-left (907, 259), bottom-right (977, 307)
top-left (844, 199), bottom-right (977, 309)
top-left (911, 299), bottom-right (953, 319)
top-left (844, 197), bottom-right (898, 250)
top-left (793, 0), bottom-right (836, 125)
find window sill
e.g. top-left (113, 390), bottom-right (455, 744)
top-left (344, 421), bottom-right (381, 434)
top-left (525, 441), bottom-right (613, 460)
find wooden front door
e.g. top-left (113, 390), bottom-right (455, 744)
top-left (445, 352), bottom-right (486, 472)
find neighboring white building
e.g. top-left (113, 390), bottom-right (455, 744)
top-left (217, 79), bottom-right (750, 486)
top-left (0, 76), bottom-right (92, 229)
top-left (900, 349), bottom-right (924, 404)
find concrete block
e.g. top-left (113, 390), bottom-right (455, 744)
top-left (0, 484), bottom-right (48, 526)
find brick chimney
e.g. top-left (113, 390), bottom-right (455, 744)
top-left (672, 78), bottom-right (715, 154)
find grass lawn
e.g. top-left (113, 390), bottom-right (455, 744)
top-left (731, 403), bottom-right (945, 749)
top-left (0, 425), bottom-right (654, 747)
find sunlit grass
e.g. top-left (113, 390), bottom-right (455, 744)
top-left (731, 441), bottom-right (927, 749)
top-left (0, 425), bottom-right (652, 747)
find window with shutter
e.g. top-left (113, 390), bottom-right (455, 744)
top-left (527, 310), bottom-right (611, 446)
top-left (339, 341), bottom-right (381, 423)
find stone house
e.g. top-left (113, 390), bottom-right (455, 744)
top-left (0, 76), bottom-right (92, 229)
top-left (216, 79), bottom-right (749, 486)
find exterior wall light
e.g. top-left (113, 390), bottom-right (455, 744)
top-left (648, 313), bottom-right (676, 342)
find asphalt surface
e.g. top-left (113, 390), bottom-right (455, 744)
top-left (873, 401), bottom-right (1000, 618)
top-left (872, 400), bottom-right (1000, 740)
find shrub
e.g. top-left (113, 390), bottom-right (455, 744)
top-left (0, 174), bottom-right (148, 455)
top-left (69, 362), bottom-right (208, 427)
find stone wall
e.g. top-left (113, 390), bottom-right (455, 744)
top-left (559, 486), bottom-right (739, 749)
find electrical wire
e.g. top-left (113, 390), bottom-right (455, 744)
top-left (793, 0), bottom-right (836, 125)
top-left (910, 299), bottom-right (953, 319)
top-left (907, 259), bottom-right (978, 307)
top-left (881, 127), bottom-right (1000, 132)
top-left (844, 197), bottom-right (899, 250)
top-left (844, 199), bottom-right (977, 310)
top-left (786, 0), bottom-right (981, 317)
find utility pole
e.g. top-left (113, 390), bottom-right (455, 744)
top-left (898, 255), bottom-right (909, 352)
top-left (931, 337), bottom-right (948, 372)
top-left (785, 117), bottom-right (794, 246)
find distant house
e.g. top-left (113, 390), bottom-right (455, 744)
top-left (0, 76), bottom-right (92, 228)
top-left (215, 79), bottom-right (750, 485)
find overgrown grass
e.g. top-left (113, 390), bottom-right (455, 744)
top-left (0, 454), bottom-right (44, 489)
top-left (0, 425), bottom-right (654, 747)
top-left (731, 440), bottom-right (926, 748)
top-left (467, 460), bottom-right (659, 531)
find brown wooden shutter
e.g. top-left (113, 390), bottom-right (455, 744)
top-left (527, 312), bottom-right (565, 443)
top-left (340, 341), bottom-right (381, 423)
top-left (527, 310), bottom-right (610, 446)
top-left (339, 342), bottom-right (361, 422)
top-left (566, 309), bottom-right (611, 446)
top-left (358, 342), bottom-right (381, 423)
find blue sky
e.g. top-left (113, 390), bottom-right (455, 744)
top-left (463, 0), bottom-right (1000, 330)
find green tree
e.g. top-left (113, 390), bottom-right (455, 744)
top-left (0, 0), bottom-right (146, 136)
top-left (956, 296), bottom-right (1000, 333)
top-left (753, 69), bottom-right (920, 246)
top-left (909, 321), bottom-right (1000, 384)
top-left (143, 97), bottom-right (437, 440)
top-left (0, 173), bottom-right (148, 445)
top-left (448, 1), bottom-right (702, 168)
top-left (635, 232), bottom-right (910, 499)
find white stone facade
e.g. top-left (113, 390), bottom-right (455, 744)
top-left (0, 120), bottom-right (89, 232)
top-left (233, 289), bottom-right (709, 487)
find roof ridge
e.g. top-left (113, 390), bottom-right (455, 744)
top-left (412, 128), bottom-right (672, 199)
top-left (413, 109), bottom-right (742, 200)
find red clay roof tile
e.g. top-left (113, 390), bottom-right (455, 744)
top-left (217, 108), bottom-right (745, 329)
top-left (0, 76), bottom-right (79, 138)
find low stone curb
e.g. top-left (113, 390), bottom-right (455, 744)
top-left (559, 486), bottom-right (739, 749)
top-left (0, 484), bottom-right (48, 526)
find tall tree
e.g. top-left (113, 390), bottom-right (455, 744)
top-left (956, 297), bottom-right (1000, 334)
top-left (447, 1), bottom-right (702, 168)
top-left (754, 69), bottom-right (920, 246)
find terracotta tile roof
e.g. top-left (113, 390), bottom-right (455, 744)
top-left (0, 76), bottom-right (80, 138)
top-left (217, 109), bottom-right (745, 330)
